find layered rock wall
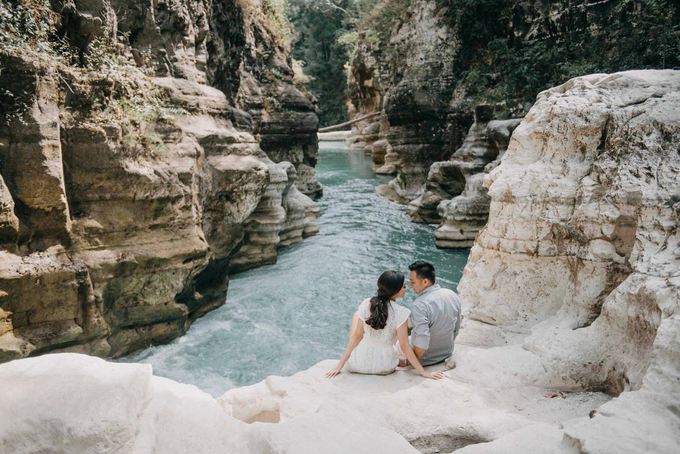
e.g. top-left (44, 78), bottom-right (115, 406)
top-left (208, 1), bottom-right (323, 199)
top-left (348, 0), bottom-right (673, 218)
top-left (0, 0), bottom-right (320, 362)
top-left (432, 114), bottom-right (521, 247)
top-left (406, 106), bottom-right (520, 226)
top-left (374, 1), bottom-right (473, 203)
top-left (455, 70), bottom-right (679, 452)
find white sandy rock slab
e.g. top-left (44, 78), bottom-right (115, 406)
top-left (0, 353), bottom-right (251, 454)
top-left (220, 359), bottom-right (547, 453)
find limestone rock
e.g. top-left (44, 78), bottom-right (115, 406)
top-left (368, 1), bottom-right (474, 203)
top-left (0, 0), bottom-right (321, 362)
top-left (0, 56), bottom-right (72, 247)
top-left (434, 173), bottom-right (489, 247)
top-left (454, 70), bottom-right (680, 453)
top-left (350, 120), bottom-right (381, 155)
top-left (229, 158), bottom-right (290, 273)
top-left (0, 175), bottom-right (19, 249)
top-left (209, 10), bottom-right (323, 199)
top-left (407, 109), bottom-right (520, 226)
top-left (0, 347), bottom-right (624, 454)
top-left (407, 161), bottom-right (467, 223)
top-left (0, 353), bottom-right (251, 454)
top-left (230, 158), bottom-right (319, 273)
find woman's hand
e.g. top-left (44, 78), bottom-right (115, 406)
top-left (325, 364), bottom-right (343, 378)
top-left (420, 370), bottom-right (445, 380)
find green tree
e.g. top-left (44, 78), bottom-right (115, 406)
top-left (289, 0), bottom-right (355, 127)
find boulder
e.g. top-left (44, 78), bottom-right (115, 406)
top-left (0, 353), bottom-right (250, 454)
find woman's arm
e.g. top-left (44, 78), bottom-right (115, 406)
top-left (397, 322), bottom-right (444, 380)
top-left (326, 313), bottom-right (364, 378)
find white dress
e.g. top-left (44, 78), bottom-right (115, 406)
top-left (346, 298), bottom-right (411, 375)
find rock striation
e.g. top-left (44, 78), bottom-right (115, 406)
top-left (209, 2), bottom-right (323, 200)
top-left (432, 113), bottom-right (521, 247)
top-left (2, 69), bottom-right (677, 454)
top-left (455, 70), bottom-right (680, 452)
top-left (372, 1), bottom-right (473, 204)
top-left (0, 0), bottom-right (320, 362)
top-left (407, 105), bottom-right (521, 227)
top-left (348, 0), bottom-right (674, 217)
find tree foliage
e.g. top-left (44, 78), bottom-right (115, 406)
top-left (288, 0), bottom-right (413, 127)
top-left (288, 0), bottom-right (355, 127)
top-left (437, 0), bottom-right (680, 110)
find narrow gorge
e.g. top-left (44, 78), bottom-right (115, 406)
top-left (1, 1), bottom-right (679, 454)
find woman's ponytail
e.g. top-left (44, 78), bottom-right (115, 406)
top-left (365, 270), bottom-right (405, 330)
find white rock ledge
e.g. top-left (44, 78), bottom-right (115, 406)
top-left (0, 349), bottom-right (629, 454)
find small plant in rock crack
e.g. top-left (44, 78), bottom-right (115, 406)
top-left (0, 85), bottom-right (31, 125)
top-left (263, 95), bottom-right (282, 112)
top-left (0, 0), bottom-right (77, 62)
top-left (122, 128), bottom-right (168, 156)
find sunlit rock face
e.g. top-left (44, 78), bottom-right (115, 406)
top-left (0, 0), bottom-right (319, 362)
top-left (455, 70), bottom-right (680, 452)
top-left (0, 354), bottom-right (253, 454)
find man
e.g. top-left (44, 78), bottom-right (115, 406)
top-left (401, 260), bottom-right (462, 367)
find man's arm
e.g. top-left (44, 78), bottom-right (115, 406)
top-left (453, 296), bottom-right (462, 340)
top-left (413, 346), bottom-right (426, 358)
top-left (410, 303), bottom-right (430, 359)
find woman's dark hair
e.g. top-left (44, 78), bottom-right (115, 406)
top-left (365, 270), bottom-right (405, 330)
top-left (409, 260), bottom-right (436, 283)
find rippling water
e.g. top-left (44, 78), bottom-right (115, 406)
top-left (122, 144), bottom-right (470, 396)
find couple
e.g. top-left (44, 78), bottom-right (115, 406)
top-left (326, 260), bottom-right (462, 380)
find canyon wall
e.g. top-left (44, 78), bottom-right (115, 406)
top-left (348, 0), bottom-right (678, 249)
top-left (0, 0), bottom-right (320, 362)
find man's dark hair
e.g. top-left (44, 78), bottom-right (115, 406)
top-left (409, 260), bottom-right (436, 283)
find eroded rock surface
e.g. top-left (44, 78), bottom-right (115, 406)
top-left (455, 70), bottom-right (680, 452)
top-left (374, 1), bottom-right (473, 204)
top-left (432, 114), bottom-right (521, 246)
top-left (407, 106), bottom-right (520, 226)
top-left (0, 0), bottom-right (320, 362)
top-left (0, 352), bottom-right (611, 454)
top-left (209, 2), bottom-right (323, 199)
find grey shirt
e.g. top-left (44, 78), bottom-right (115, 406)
top-left (409, 284), bottom-right (462, 366)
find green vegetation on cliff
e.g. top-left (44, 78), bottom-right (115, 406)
top-left (288, 1), bottom-right (353, 127)
top-left (290, 0), bottom-right (678, 122)
top-left (287, 0), bottom-right (412, 127)
top-left (0, 0), bottom-right (185, 145)
top-left (436, 0), bottom-right (680, 110)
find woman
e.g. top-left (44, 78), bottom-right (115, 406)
top-left (326, 270), bottom-right (444, 380)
